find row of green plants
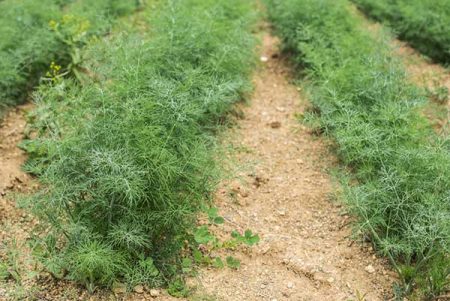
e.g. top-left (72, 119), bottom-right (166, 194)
top-left (352, 0), bottom-right (450, 65)
top-left (0, 0), bottom-right (139, 117)
top-left (20, 0), bottom-right (257, 293)
top-left (265, 0), bottom-right (450, 299)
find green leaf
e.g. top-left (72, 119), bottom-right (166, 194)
top-left (244, 230), bottom-right (260, 246)
top-left (168, 278), bottom-right (189, 298)
top-left (208, 207), bottom-right (225, 224)
top-left (213, 257), bottom-right (224, 269)
top-left (193, 250), bottom-right (203, 263)
top-left (139, 257), bottom-right (159, 277)
top-left (0, 261), bottom-right (9, 281)
top-left (226, 256), bottom-right (240, 269)
top-left (181, 258), bottom-right (193, 273)
top-left (194, 226), bottom-right (215, 244)
top-left (231, 230), bottom-right (240, 238)
top-left (182, 258), bottom-right (192, 268)
top-left (213, 216), bottom-right (225, 224)
top-left (247, 234), bottom-right (260, 246)
top-left (207, 207), bottom-right (219, 218)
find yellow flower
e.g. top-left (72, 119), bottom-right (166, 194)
top-left (48, 20), bottom-right (58, 30)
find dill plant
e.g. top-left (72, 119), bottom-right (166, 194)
top-left (265, 0), bottom-right (450, 298)
top-left (352, 0), bottom-right (450, 65)
top-left (0, 0), bottom-right (138, 117)
top-left (23, 0), bottom-right (257, 291)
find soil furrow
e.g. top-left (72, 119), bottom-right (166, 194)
top-left (196, 31), bottom-right (395, 301)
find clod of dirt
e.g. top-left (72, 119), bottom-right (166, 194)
top-left (269, 121), bottom-right (281, 128)
top-left (134, 285), bottom-right (144, 294)
top-left (365, 265), bottom-right (376, 274)
top-left (150, 289), bottom-right (161, 297)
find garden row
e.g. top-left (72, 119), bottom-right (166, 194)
top-left (265, 0), bottom-right (450, 299)
top-left (0, 0), bottom-right (139, 116)
top-left (352, 0), bottom-right (450, 65)
top-left (21, 0), bottom-right (256, 292)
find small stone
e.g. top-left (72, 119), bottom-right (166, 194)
top-left (260, 56), bottom-right (269, 62)
top-left (278, 210), bottom-right (286, 216)
top-left (134, 285), bottom-right (144, 294)
top-left (365, 265), bottom-right (375, 274)
top-left (150, 289), bottom-right (160, 297)
top-left (327, 277), bottom-right (335, 283)
top-left (287, 282), bottom-right (294, 289)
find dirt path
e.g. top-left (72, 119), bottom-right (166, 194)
top-left (0, 105), bottom-right (32, 194)
top-left (0, 104), bottom-right (35, 232)
top-left (195, 31), bottom-right (395, 301)
top-left (0, 104), bottom-right (38, 301)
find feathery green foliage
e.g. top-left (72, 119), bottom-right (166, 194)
top-left (352, 0), bottom-right (450, 65)
top-left (0, 0), bottom-right (138, 116)
top-left (265, 0), bottom-right (450, 298)
top-left (23, 0), bottom-right (256, 291)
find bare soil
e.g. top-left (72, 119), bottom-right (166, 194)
top-left (194, 31), bottom-right (395, 301)
top-left (0, 105), bottom-right (32, 195)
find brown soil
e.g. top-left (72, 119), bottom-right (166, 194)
top-left (0, 105), bottom-right (32, 195)
top-left (193, 31), bottom-right (395, 301)
top-left (0, 104), bottom-right (38, 301)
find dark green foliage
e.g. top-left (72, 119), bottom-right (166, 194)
top-left (265, 0), bottom-right (450, 297)
top-left (352, 0), bottom-right (450, 64)
top-left (0, 0), bottom-right (138, 116)
top-left (23, 0), bottom-right (256, 290)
